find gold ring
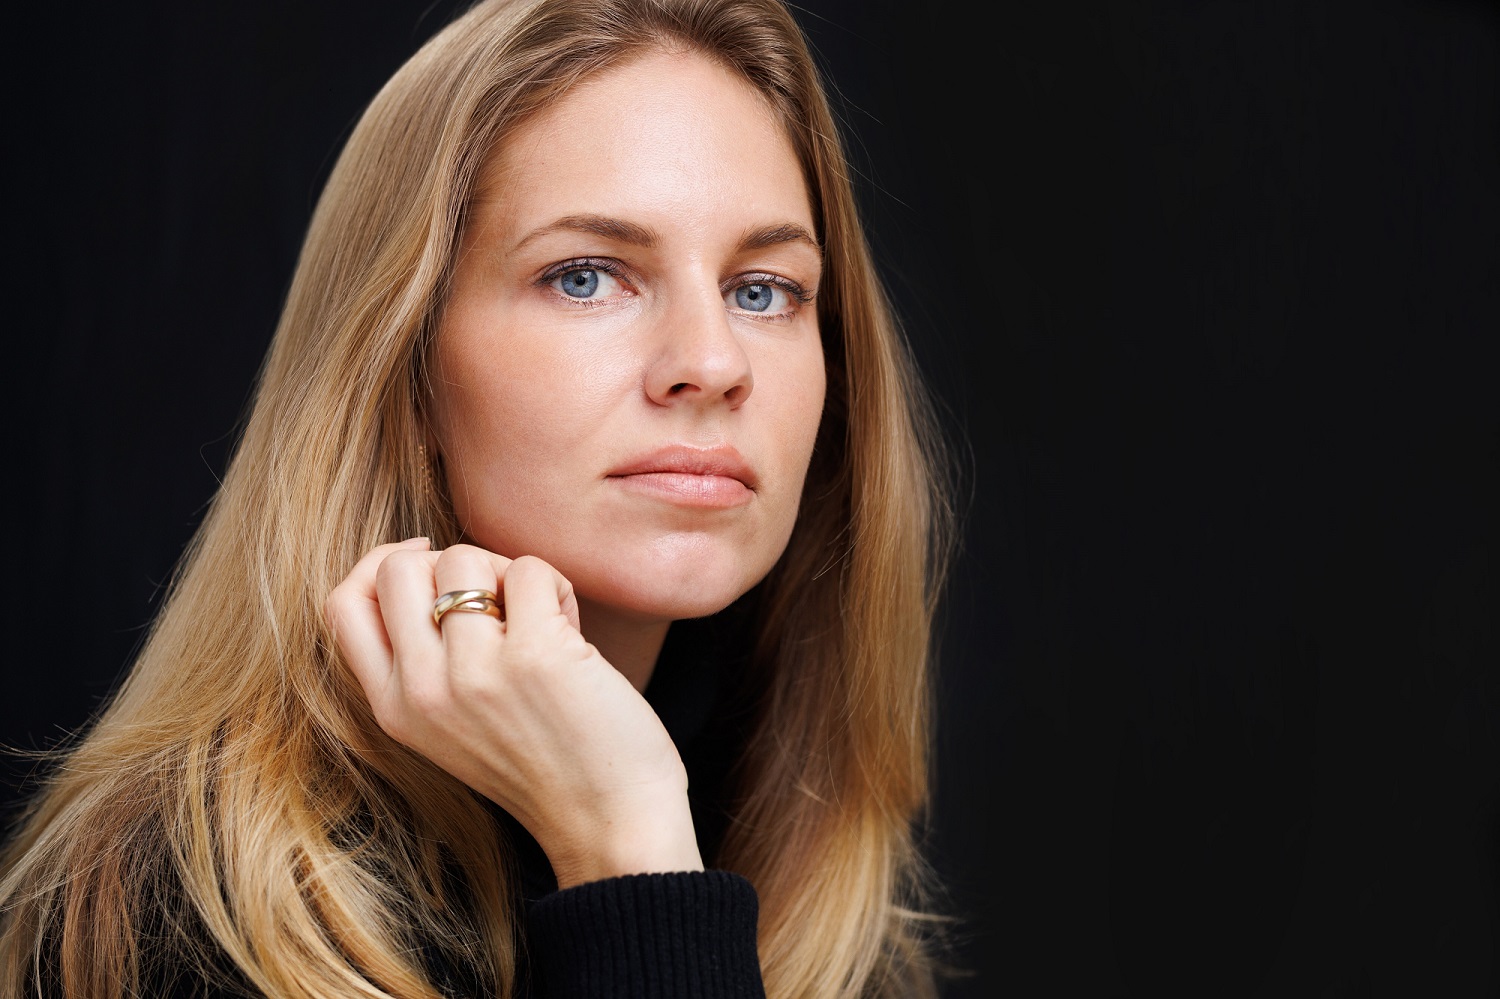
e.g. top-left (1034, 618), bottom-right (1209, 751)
top-left (433, 589), bottom-right (502, 626)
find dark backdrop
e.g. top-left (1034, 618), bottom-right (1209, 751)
top-left (6, 1), bottom-right (1497, 996)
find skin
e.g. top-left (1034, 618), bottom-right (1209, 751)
top-left (326, 48), bottom-right (826, 889)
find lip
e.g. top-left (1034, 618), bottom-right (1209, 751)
top-left (606, 445), bottom-right (757, 508)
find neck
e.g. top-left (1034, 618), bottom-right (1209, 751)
top-left (575, 600), bottom-right (672, 693)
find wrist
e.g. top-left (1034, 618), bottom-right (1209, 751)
top-left (545, 792), bottom-right (704, 890)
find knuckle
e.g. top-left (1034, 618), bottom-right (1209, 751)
top-left (372, 554), bottom-right (398, 585)
top-left (376, 548), bottom-right (413, 573)
top-left (509, 553), bottom-right (549, 575)
top-left (441, 542), bottom-right (487, 565)
top-left (374, 549), bottom-right (425, 587)
top-left (448, 665), bottom-right (500, 703)
top-left (499, 633), bottom-right (549, 671)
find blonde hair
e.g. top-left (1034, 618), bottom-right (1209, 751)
top-left (0, 1), bottom-right (955, 996)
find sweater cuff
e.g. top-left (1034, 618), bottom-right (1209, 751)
top-left (527, 870), bottom-right (765, 998)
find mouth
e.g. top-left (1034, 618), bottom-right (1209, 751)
top-left (606, 445), bottom-right (757, 508)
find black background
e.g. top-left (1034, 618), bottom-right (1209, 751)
top-left (6, 1), bottom-right (1498, 996)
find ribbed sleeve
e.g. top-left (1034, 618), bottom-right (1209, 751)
top-left (526, 870), bottom-right (766, 998)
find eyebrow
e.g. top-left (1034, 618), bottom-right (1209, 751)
top-left (510, 214), bottom-right (659, 254)
top-left (739, 221), bottom-right (821, 254)
top-left (508, 214), bottom-right (821, 256)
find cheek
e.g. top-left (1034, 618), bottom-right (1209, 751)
top-left (430, 322), bottom-right (632, 481)
top-left (429, 354), bottom-right (566, 548)
top-left (780, 347), bottom-right (827, 457)
top-left (430, 322), bottom-right (540, 502)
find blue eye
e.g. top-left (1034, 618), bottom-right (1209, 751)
top-left (559, 268), bottom-right (600, 298)
top-left (546, 262), bottom-right (628, 302)
top-left (735, 283), bottom-right (779, 312)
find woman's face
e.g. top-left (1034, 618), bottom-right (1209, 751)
top-left (430, 48), bottom-right (826, 632)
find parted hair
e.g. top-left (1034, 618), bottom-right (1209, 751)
top-left (0, 0), bottom-right (955, 996)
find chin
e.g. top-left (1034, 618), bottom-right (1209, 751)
top-left (574, 556), bottom-right (768, 625)
top-left (554, 523), bottom-right (780, 612)
top-left (594, 578), bottom-right (756, 623)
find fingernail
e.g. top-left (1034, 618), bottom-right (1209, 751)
top-left (401, 536), bottom-right (431, 548)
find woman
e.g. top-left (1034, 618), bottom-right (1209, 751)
top-left (0, 0), bottom-right (954, 995)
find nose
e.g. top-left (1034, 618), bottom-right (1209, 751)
top-left (644, 285), bottom-right (754, 408)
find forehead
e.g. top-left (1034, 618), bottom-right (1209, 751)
top-left (468, 48), bottom-right (813, 237)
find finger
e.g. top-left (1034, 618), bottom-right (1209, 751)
top-left (500, 554), bottom-right (581, 637)
top-left (326, 537), bottom-right (431, 696)
top-left (374, 547), bottom-right (445, 674)
top-left (432, 543), bottom-right (510, 655)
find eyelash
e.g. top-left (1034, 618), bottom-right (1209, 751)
top-left (736, 272), bottom-right (815, 307)
top-left (537, 257), bottom-right (815, 316)
top-left (538, 257), bottom-right (629, 310)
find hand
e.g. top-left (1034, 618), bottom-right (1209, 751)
top-left (324, 538), bottom-right (704, 888)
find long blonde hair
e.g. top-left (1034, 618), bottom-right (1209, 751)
top-left (0, 1), bottom-right (955, 995)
